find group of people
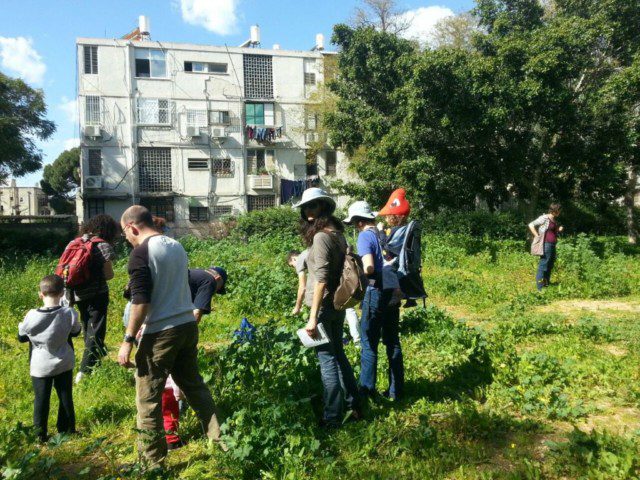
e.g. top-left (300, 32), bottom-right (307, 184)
top-left (19, 207), bottom-right (228, 469)
top-left (17, 185), bottom-right (563, 470)
top-left (289, 187), bottom-right (421, 427)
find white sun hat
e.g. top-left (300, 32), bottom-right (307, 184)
top-left (293, 187), bottom-right (336, 215)
top-left (343, 200), bottom-right (378, 224)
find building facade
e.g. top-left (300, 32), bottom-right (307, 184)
top-left (76, 35), bottom-right (352, 234)
top-left (0, 180), bottom-right (51, 216)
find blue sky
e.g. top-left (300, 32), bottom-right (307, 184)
top-left (0, 0), bottom-right (473, 187)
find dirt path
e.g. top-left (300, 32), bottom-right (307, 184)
top-left (538, 299), bottom-right (640, 314)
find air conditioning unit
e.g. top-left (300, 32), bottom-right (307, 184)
top-left (211, 127), bottom-right (227, 139)
top-left (249, 174), bottom-right (273, 189)
top-left (84, 176), bottom-right (103, 189)
top-left (84, 125), bottom-right (102, 138)
top-left (186, 126), bottom-right (201, 137)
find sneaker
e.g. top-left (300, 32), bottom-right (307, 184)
top-left (318, 418), bottom-right (341, 430)
top-left (74, 372), bottom-right (85, 384)
top-left (404, 299), bottom-right (417, 308)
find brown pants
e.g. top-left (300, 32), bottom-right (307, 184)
top-left (135, 321), bottom-right (221, 466)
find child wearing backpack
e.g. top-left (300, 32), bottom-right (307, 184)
top-left (56, 215), bottom-right (118, 383)
top-left (18, 275), bottom-right (81, 442)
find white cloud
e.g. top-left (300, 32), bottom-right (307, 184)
top-left (179, 0), bottom-right (239, 35)
top-left (63, 138), bottom-right (80, 151)
top-left (399, 6), bottom-right (455, 47)
top-left (0, 36), bottom-right (46, 86)
top-left (59, 96), bottom-right (78, 123)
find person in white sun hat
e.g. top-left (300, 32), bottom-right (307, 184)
top-left (344, 200), bottom-right (402, 401)
top-left (294, 188), bottom-right (362, 427)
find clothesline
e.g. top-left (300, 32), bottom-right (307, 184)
top-left (246, 125), bottom-right (283, 143)
top-left (280, 176), bottom-right (320, 204)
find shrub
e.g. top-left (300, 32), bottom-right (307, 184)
top-left (233, 207), bottom-right (300, 240)
top-left (205, 321), bottom-right (323, 478)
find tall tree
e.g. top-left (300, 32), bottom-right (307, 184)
top-left (0, 72), bottom-right (55, 182)
top-left (352, 0), bottom-right (410, 35)
top-left (40, 147), bottom-right (79, 214)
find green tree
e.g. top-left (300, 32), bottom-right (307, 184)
top-left (0, 72), bottom-right (55, 182)
top-left (40, 147), bottom-right (79, 214)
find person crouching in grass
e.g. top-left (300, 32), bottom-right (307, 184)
top-left (18, 274), bottom-right (81, 443)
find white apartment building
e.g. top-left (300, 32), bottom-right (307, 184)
top-left (0, 179), bottom-right (51, 216)
top-left (76, 24), bottom-right (351, 234)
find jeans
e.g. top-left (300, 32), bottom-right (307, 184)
top-left (536, 242), bottom-right (557, 291)
top-left (32, 369), bottom-right (75, 440)
top-left (360, 288), bottom-right (404, 399)
top-left (77, 291), bottom-right (109, 374)
top-left (135, 322), bottom-right (221, 467)
top-left (315, 306), bottom-right (360, 425)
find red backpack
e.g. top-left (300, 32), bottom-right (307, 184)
top-left (55, 236), bottom-right (104, 287)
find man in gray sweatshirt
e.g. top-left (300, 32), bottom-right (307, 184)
top-left (117, 205), bottom-right (224, 468)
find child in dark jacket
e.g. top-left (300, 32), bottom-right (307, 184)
top-left (18, 274), bottom-right (81, 442)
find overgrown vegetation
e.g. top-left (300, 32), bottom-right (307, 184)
top-left (1, 210), bottom-right (639, 478)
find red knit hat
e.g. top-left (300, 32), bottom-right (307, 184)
top-left (379, 188), bottom-right (410, 216)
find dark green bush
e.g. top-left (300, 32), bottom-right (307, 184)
top-left (234, 207), bottom-right (300, 239)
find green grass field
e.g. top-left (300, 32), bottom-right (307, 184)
top-left (1, 231), bottom-right (640, 479)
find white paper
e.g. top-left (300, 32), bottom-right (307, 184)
top-left (297, 323), bottom-right (330, 348)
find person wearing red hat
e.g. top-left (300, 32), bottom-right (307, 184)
top-left (375, 189), bottom-right (412, 400)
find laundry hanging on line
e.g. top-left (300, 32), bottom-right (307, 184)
top-left (246, 125), bottom-right (282, 143)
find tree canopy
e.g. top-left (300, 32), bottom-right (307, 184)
top-left (0, 72), bottom-right (55, 183)
top-left (324, 0), bottom-right (640, 240)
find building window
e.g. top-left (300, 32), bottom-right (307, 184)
top-left (20, 197), bottom-right (24, 203)
top-left (243, 54), bottom-right (273, 99)
top-left (209, 110), bottom-right (230, 125)
top-left (84, 45), bottom-right (98, 74)
top-left (304, 72), bottom-right (316, 85)
top-left (85, 96), bottom-right (101, 125)
top-left (140, 197), bottom-right (174, 221)
top-left (245, 103), bottom-right (274, 126)
top-left (88, 149), bottom-right (102, 176)
top-left (137, 98), bottom-right (170, 125)
top-left (325, 150), bottom-right (337, 176)
top-left (184, 61), bottom-right (227, 73)
top-left (294, 164), bottom-right (307, 179)
top-left (138, 147), bottom-right (172, 192)
top-left (189, 206), bottom-right (209, 222)
top-left (211, 205), bottom-right (233, 217)
top-left (38, 196), bottom-right (48, 207)
top-left (306, 160), bottom-right (318, 176)
top-left (305, 113), bottom-right (318, 131)
top-left (248, 195), bottom-right (275, 211)
top-left (135, 48), bottom-right (166, 78)
top-left (247, 149), bottom-right (274, 175)
top-left (212, 158), bottom-right (233, 176)
top-left (86, 199), bottom-right (105, 217)
top-left (187, 109), bottom-right (208, 128)
top-left (188, 158), bottom-right (209, 170)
